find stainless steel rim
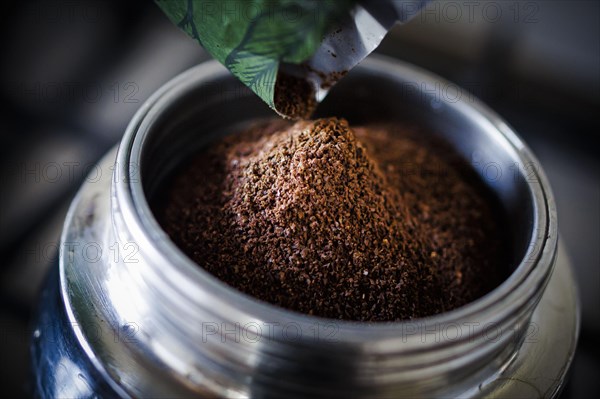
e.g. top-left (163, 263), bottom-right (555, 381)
top-left (115, 57), bottom-right (557, 341)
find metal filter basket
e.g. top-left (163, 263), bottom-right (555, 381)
top-left (31, 57), bottom-right (578, 398)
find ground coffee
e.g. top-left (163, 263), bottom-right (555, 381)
top-left (274, 71), bottom-right (317, 119)
top-left (159, 118), bottom-right (506, 321)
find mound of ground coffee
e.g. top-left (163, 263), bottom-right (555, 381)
top-left (159, 118), bottom-right (506, 321)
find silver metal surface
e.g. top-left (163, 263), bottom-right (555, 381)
top-left (58, 57), bottom-right (577, 398)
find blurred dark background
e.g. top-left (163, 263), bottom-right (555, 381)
top-left (1, 0), bottom-right (598, 397)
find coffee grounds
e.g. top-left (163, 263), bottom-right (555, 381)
top-left (159, 118), bottom-right (506, 321)
top-left (274, 71), bottom-right (317, 120)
